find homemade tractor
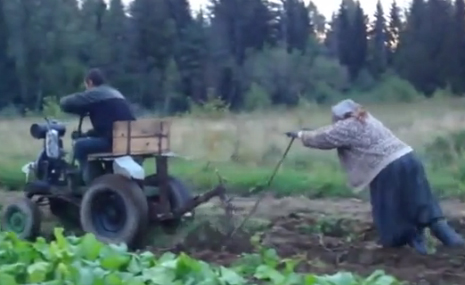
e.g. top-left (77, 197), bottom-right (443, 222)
top-left (0, 116), bottom-right (231, 248)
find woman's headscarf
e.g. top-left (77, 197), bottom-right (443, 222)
top-left (331, 99), bottom-right (366, 122)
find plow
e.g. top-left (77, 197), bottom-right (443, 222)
top-left (0, 115), bottom-right (295, 248)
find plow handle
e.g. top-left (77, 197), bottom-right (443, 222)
top-left (266, 137), bottom-right (295, 187)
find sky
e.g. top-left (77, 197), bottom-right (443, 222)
top-left (187, 0), bottom-right (413, 19)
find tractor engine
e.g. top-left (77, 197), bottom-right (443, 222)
top-left (29, 120), bottom-right (67, 184)
top-left (30, 121), bottom-right (66, 139)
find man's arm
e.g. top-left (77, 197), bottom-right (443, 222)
top-left (60, 90), bottom-right (98, 115)
top-left (298, 120), bottom-right (355, 150)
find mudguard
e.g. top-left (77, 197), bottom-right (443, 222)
top-left (112, 156), bottom-right (145, 180)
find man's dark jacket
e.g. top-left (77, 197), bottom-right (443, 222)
top-left (60, 85), bottom-right (135, 139)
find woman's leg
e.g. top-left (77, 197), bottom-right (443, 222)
top-left (369, 168), bottom-right (418, 249)
top-left (406, 154), bottom-right (464, 247)
top-left (407, 228), bottom-right (428, 254)
top-left (369, 153), bottom-right (428, 253)
top-left (429, 219), bottom-right (464, 246)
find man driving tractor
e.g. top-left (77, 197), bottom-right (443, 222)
top-left (60, 68), bottom-right (135, 184)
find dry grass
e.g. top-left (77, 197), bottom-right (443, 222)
top-left (3, 97), bottom-right (464, 160)
top-left (1, 97), bottom-right (465, 193)
top-left (160, 97), bottom-right (465, 159)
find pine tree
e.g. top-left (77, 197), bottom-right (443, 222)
top-left (130, 0), bottom-right (176, 107)
top-left (369, 0), bottom-right (388, 77)
top-left (448, 0), bottom-right (465, 93)
top-left (350, 1), bottom-right (368, 79)
top-left (0, 0), bottom-right (18, 107)
top-left (280, 0), bottom-right (310, 52)
top-left (387, 0), bottom-right (402, 65)
top-left (103, 0), bottom-right (131, 92)
top-left (337, 0), bottom-right (367, 80)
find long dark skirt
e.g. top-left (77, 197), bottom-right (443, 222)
top-left (369, 151), bottom-right (443, 247)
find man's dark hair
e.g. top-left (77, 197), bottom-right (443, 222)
top-left (85, 68), bottom-right (106, 86)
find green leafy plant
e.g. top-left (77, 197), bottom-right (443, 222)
top-left (0, 228), bottom-right (402, 284)
top-left (187, 88), bottom-right (230, 119)
top-left (42, 97), bottom-right (63, 118)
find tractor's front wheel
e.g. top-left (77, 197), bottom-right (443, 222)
top-left (80, 174), bottom-right (148, 248)
top-left (1, 197), bottom-right (41, 240)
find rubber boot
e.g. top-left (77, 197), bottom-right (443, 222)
top-left (429, 219), bottom-right (465, 247)
top-left (408, 231), bottom-right (428, 254)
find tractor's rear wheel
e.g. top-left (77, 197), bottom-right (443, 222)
top-left (1, 197), bottom-right (41, 240)
top-left (80, 174), bottom-right (148, 248)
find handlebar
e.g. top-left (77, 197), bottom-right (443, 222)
top-left (76, 113), bottom-right (89, 135)
top-left (70, 114), bottom-right (88, 140)
top-left (70, 114), bottom-right (88, 166)
top-left (77, 115), bottom-right (84, 133)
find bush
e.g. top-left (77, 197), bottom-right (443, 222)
top-left (187, 89), bottom-right (230, 119)
top-left (424, 130), bottom-right (465, 168)
top-left (244, 48), bottom-right (349, 107)
top-left (243, 83), bottom-right (271, 111)
top-left (42, 97), bottom-right (64, 118)
top-left (351, 74), bottom-right (421, 103)
top-left (306, 56), bottom-right (349, 103)
top-left (0, 104), bottom-right (23, 118)
top-left (352, 69), bottom-right (377, 92)
top-left (374, 75), bottom-right (420, 102)
top-left (424, 130), bottom-right (465, 197)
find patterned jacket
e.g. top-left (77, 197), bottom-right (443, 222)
top-left (300, 114), bottom-right (412, 192)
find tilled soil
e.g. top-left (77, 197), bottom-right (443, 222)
top-left (3, 190), bottom-right (465, 284)
top-left (156, 196), bottom-right (465, 284)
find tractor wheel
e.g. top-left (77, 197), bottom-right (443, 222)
top-left (80, 174), bottom-right (148, 248)
top-left (1, 197), bottom-right (41, 240)
top-left (144, 175), bottom-right (195, 233)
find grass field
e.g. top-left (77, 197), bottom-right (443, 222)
top-left (2, 97), bottom-right (465, 197)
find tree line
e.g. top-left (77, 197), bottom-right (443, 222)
top-left (0, 0), bottom-right (462, 114)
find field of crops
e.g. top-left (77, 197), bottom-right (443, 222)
top-left (2, 195), bottom-right (465, 284)
top-left (0, 225), bottom-right (402, 285)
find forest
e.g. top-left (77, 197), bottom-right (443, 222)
top-left (0, 0), bottom-right (462, 114)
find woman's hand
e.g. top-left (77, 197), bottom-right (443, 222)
top-left (285, 131), bottom-right (301, 138)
